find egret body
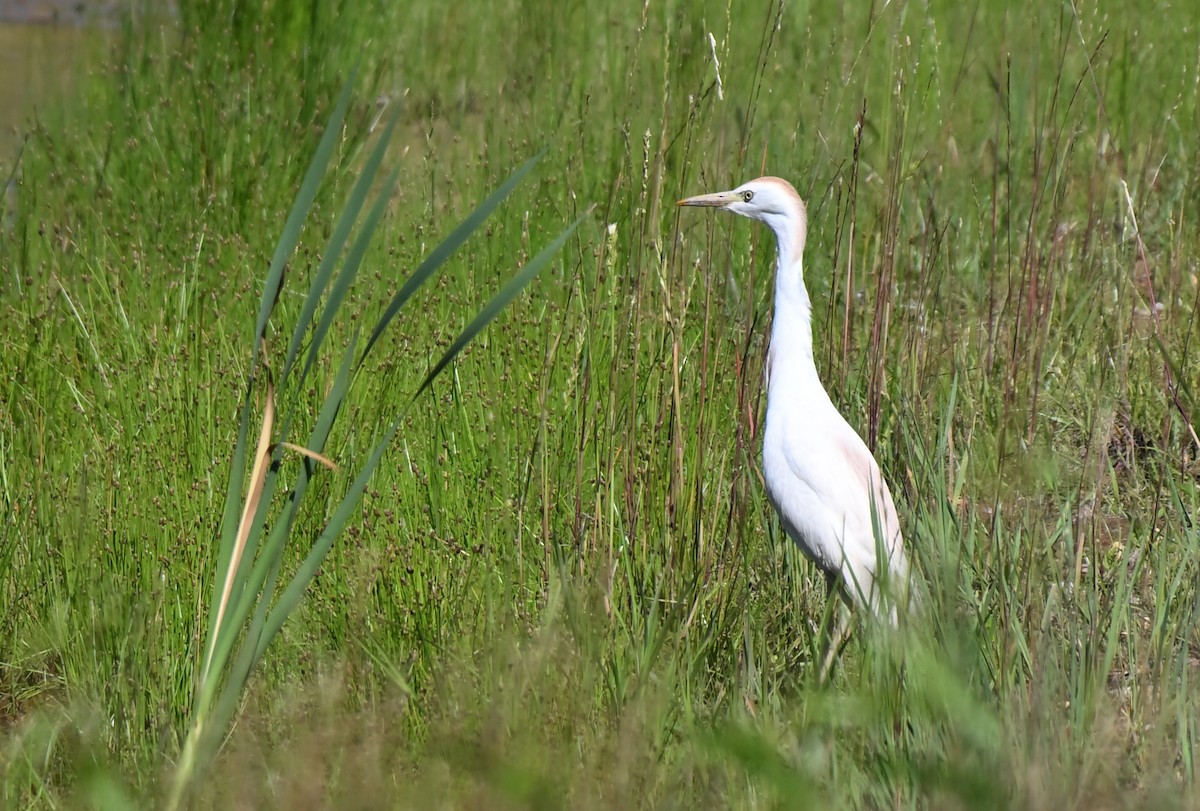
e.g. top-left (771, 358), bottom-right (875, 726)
top-left (679, 176), bottom-right (909, 623)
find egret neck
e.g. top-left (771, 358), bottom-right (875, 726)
top-left (759, 198), bottom-right (826, 408)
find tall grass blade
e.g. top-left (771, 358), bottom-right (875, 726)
top-left (301, 165), bottom-right (402, 386)
top-left (281, 105), bottom-right (402, 384)
top-left (414, 208), bottom-right (591, 398)
top-left (236, 329), bottom-right (362, 666)
top-left (165, 54), bottom-right (571, 806)
top-left (204, 382), bottom-right (254, 683)
top-left (252, 72), bottom-right (356, 354)
top-left (202, 376), bottom-right (275, 683)
top-left (359, 148), bottom-right (547, 364)
top-left (256, 416), bottom-right (403, 656)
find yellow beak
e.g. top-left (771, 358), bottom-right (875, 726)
top-left (677, 190), bottom-right (738, 207)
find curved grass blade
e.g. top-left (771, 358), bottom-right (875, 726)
top-left (281, 104), bottom-right (401, 384)
top-left (226, 329), bottom-right (361, 668)
top-left (206, 328), bottom-right (361, 721)
top-left (202, 375), bottom-right (275, 682)
top-left (256, 415), bottom-right (404, 658)
top-left (300, 165), bottom-right (401, 387)
top-left (1152, 335), bottom-right (1200, 453)
top-left (252, 71), bottom-right (356, 357)
top-left (358, 148), bottom-right (547, 365)
top-left (414, 208), bottom-right (591, 399)
top-left (203, 379), bottom-right (254, 682)
top-left (255, 211), bottom-right (587, 658)
top-left (278, 442), bottom-right (337, 469)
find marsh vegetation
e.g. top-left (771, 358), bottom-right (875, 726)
top-left (3, 1), bottom-right (1199, 807)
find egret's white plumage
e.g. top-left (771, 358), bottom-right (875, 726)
top-left (679, 176), bottom-right (909, 621)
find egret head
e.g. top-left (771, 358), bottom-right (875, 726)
top-left (678, 176), bottom-right (807, 258)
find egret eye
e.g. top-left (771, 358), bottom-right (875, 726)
top-left (742, 190), bottom-right (755, 202)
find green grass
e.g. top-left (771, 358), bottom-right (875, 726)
top-left (3, 0), bottom-right (1200, 807)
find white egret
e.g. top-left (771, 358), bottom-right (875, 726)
top-left (679, 176), bottom-right (910, 671)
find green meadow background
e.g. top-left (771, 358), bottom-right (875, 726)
top-left (3, 0), bottom-right (1199, 807)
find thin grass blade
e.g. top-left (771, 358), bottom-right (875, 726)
top-left (225, 329), bottom-right (360, 666)
top-left (255, 415), bottom-right (404, 659)
top-left (359, 149), bottom-right (547, 364)
top-left (281, 104), bottom-right (401, 384)
top-left (300, 166), bottom-right (401, 386)
top-left (203, 380), bottom-right (254, 682)
top-left (202, 376), bottom-right (275, 682)
top-left (252, 72), bottom-right (356, 354)
top-left (278, 442), bottom-right (338, 470)
top-left (414, 208), bottom-right (590, 398)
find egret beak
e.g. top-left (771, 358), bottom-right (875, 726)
top-left (677, 190), bottom-right (738, 208)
